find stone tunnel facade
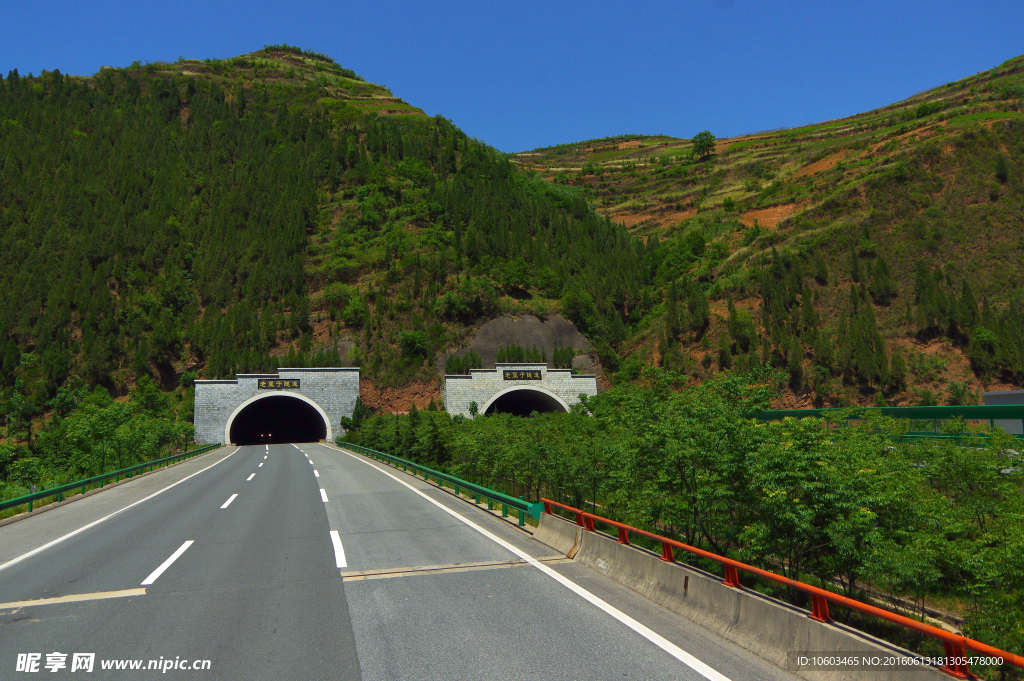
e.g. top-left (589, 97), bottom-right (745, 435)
top-left (194, 368), bottom-right (360, 444)
top-left (442, 363), bottom-right (598, 417)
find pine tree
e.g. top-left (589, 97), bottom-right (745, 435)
top-left (666, 282), bottom-right (681, 342)
top-left (718, 332), bottom-right (732, 370)
top-left (813, 252), bottom-right (829, 285)
top-left (787, 335), bottom-right (803, 390)
top-left (869, 257), bottom-right (896, 305)
top-left (888, 349), bottom-right (907, 391)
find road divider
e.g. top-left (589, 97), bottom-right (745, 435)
top-left (220, 494), bottom-right (238, 509)
top-left (141, 541), bottom-right (194, 586)
top-left (541, 499), bottom-right (1024, 679)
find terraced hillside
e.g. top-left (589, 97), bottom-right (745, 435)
top-left (516, 55), bottom-right (1024, 407)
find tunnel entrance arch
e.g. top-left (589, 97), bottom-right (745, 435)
top-left (225, 392), bottom-right (331, 445)
top-left (442, 363), bottom-right (597, 418)
top-left (481, 386), bottom-right (571, 417)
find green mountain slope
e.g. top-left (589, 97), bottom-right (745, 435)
top-left (516, 55), bottom-right (1024, 407)
top-left (0, 46), bottom-right (647, 434)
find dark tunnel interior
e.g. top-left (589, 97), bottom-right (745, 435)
top-left (484, 388), bottom-right (567, 417)
top-left (230, 396), bottom-right (327, 445)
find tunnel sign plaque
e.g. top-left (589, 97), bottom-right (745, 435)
top-left (258, 378), bottom-right (300, 389)
top-left (502, 370), bottom-right (541, 380)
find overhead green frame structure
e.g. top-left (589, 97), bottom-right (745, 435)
top-left (747, 404), bottom-right (1024, 421)
top-left (746, 404), bottom-right (1024, 440)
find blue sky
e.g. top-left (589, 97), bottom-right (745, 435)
top-left (2, 1), bottom-right (1021, 152)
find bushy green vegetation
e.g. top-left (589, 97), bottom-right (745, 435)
top-left (0, 375), bottom-right (194, 513)
top-left (349, 368), bottom-right (1024, 672)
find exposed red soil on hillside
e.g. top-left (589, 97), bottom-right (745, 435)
top-left (360, 378), bottom-right (441, 414)
top-left (794, 152), bottom-right (847, 178)
top-left (609, 208), bottom-right (697, 229)
top-left (739, 202), bottom-right (808, 228)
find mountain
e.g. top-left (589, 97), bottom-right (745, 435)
top-left (0, 45), bottom-right (645, 425)
top-left (2, 45), bottom-right (1023, 438)
top-left (515, 55), bottom-right (1024, 407)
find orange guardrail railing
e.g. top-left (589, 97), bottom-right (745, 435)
top-left (542, 498), bottom-right (1023, 679)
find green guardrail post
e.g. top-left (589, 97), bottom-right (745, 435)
top-left (518, 497), bottom-right (526, 526)
top-left (502, 503), bottom-right (508, 518)
top-left (455, 485), bottom-right (460, 496)
top-left (28, 500), bottom-right (33, 512)
top-left (475, 493), bottom-right (480, 504)
top-left (57, 492), bottom-right (62, 502)
top-left (487, 498), bottom-right (493, 511)
top-left (81, 485), bottom-right (85, 496)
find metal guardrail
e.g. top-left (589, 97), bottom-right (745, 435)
top-left (543, 499), bottom-right (1023, 679)
top-left (338, 441), bottom-right (544, 525)
top-left (0, 443), bottom-right (223, 514)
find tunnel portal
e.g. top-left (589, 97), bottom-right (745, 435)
top-left (483, 388), bottom-right (569, 416)
top-left (229, 395), bottom-right (328, 445)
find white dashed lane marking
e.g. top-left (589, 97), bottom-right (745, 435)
top-left (330, 531), bottom-right (347, 568)
top-left (220, 494), bottom-right (238, 509)
top-left (320, 489), bottom-right (328, 503)
top-left (246, 473), bottom-right (255, 481)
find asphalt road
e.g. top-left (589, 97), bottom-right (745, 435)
top-left (0, 443), bottom-right (800, 681)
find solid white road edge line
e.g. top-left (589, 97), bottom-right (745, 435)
top-left (0, 447), bottom-right (239, 574)
top-left (141, 541), bottom-right (194, 585)
top-left (220, 494), bottom-right (238, 509)
top-left (314, 470), bottom-right (319, 478)
top-left (246, 473), bottom-right (255, 482)
top-left (323, 443), bottom-right (731, 681)
top-left (329, 530), bottom-right (348, 568)
top-left (320, 488), bottom-right (328, 503)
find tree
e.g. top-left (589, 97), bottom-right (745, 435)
top-left (691, 130), bottom-right (716, 160)
top-left (717, 333), bottom-right (732, 370)
top-left (869, 257), bottom-right (896, 306)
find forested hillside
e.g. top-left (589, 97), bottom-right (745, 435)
top-left (517, 55), bottom-right (1024, 408)
top-left (4, 46), bottom-right (1024, 462)
top-left (0, 46), bottom-right (653, 455)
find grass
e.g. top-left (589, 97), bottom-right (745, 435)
top-left (948, 110), bottom-right (1023, 125)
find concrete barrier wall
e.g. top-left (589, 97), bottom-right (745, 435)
top-left (534, 514), bottom-right (947, 681)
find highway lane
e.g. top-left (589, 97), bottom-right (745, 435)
top-left (0, 440), bottom-right (799, 681)
top-left (0, 444), bottom-right (361, 680)
top-left (304, 442), bottom-right (799, 681)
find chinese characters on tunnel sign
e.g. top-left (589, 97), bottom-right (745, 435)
top-left (257, 379), bottom-right (301, 389)
top-left (502, 370), bottom-right (541, 380)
